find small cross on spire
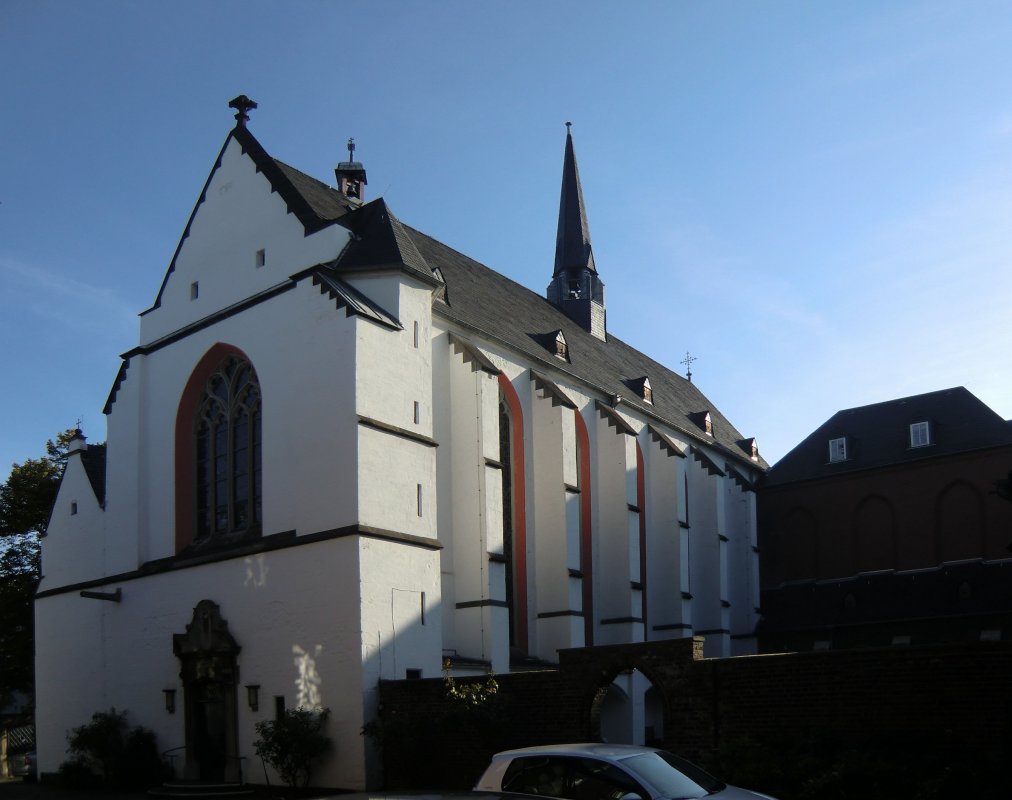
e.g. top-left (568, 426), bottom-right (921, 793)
top-left (228, 95), bottom-right (258, 128)
top-left (680, 351), bottom-right (697, 382)
top-left (347, 137), bottom-right (356, 162)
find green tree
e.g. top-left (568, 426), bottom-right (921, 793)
top-left (0, 429), bottom-right (77, 707)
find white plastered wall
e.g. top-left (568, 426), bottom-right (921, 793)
top-left (529, 381), bottom-right (571, 661)
top-left (591, 409), bottom-right (642, 646)
top-left (36, 538), bottom-right (375, 786)
top-left (40, 449), bottom-right (106, 588)
top-left (642, 436), bottom-right (685, 641)
top-left (101, 280), bottom-right (359, 574)
top-left (139, 136), bottom-right (348, 346)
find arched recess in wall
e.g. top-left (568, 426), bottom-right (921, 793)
top-left (781, 507), bottom-right (818, 582)
top-left (589, 663), bottom-right (667, 747)
top-left (852, 495), bottom-right (895, 574)
top-left (498, 373), bottom-right (528, 653)
top-left (574, 408), bottom-right (594, 646)
top-left (937, 480), bottom-right (984, 562)
top-left (175, 342), bottom-right (261, 553)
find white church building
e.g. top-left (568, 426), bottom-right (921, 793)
top-left (36, 97), bottom-right (766, 789)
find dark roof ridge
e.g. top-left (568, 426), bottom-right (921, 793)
top-left (832, 386), bottom-right (970, 415)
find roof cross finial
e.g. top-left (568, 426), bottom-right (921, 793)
top-left (228, 95), bottom-right (258, 128)
top-left (347, 137), bottom-right (356, 162)
top-left (680, 351), bottom-right (697, 382)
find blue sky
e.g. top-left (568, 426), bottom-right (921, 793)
top-left (3, 1), bottom-right (1012, 477)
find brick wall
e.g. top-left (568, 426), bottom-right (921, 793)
top-left (373, 638), bottom-right (1012, 790)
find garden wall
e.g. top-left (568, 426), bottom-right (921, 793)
top-left (374, 638), bottom-right (1012, 796)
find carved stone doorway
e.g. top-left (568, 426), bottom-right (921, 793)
top-left (173, 600), bottom-right (241, 783)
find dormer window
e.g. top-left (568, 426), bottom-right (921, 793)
top-left (641, 378), bottom-right (653, 405)
top-left (829, 437), bottom-right (847, 462)
top-left (750, 439), bottom-right (759, 461)
top-left (704, 412), bottom-right (713, 437)
top-left (554, 330), bottom-right (569, 361)
top-left (910, 420), bottom-right (931, 448)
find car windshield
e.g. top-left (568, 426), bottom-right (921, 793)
top-left (621, 752), bottom-right (726, 798)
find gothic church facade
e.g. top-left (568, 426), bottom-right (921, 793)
top-left (36, 98), bottom-right (765, 788)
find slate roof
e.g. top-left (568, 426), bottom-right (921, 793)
top-left (765, 387), bottom-right (1012, 486)
top-left (405, 226), bottom-right (766, 469)
top-left (333, 198), bottom-right (437, 285)
top-left (148, 123), bottom-right (764, 471)
top-left (66, 443), bottom-right (107, 507)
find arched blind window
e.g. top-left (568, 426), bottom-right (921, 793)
top-left (194, 356), bottom-right (262, 539)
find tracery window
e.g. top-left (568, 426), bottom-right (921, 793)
top-left (194, 356), bottom-right (262, 540)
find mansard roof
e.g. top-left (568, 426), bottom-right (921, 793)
top-left (765, 387), bottom-right (1012, 486)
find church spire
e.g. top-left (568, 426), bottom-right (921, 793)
top-left (547, 123), bottom-right (606, 340)
top-left (553, 122), bottom-right (597, 278)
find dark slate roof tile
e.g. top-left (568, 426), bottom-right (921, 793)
top-left (406, 226), bottom-right (765, 469)
top-left (80, 444), bottom-right (107, 506)
top-left (765, 387), bottom-right (1012, 485)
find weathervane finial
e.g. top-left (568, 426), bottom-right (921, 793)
top-left (228, 95), bottom-right (258, 128)
top-left (680, 351), bottom-right (697, 382)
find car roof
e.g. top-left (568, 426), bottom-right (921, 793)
top-left (492, 743), bottom-right (659, 761)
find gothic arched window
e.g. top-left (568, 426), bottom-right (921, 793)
top-left (194, 356), bottom-right (262, 540)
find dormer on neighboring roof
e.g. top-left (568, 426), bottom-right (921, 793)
top-left (828, 435), bottom-right (848, 463)
top-left (335, 137), bottom-right (368, 202)
top-left (908, 419), bottom-right (933, 448)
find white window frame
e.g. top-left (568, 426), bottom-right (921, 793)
top-left (909, 421), bottom-right (931, 448)
top-left (828, 437), bottom-right (847, 462)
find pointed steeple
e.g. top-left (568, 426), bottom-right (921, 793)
top-left (554, 122), bottom-right (597, 278)
top-left (547, 123), bottom-right (606, 340)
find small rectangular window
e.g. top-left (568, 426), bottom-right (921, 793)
top-left (413, 401), bottom-right (420, 425)
top-left (910, 421), bottom-right (931, 448)
top-left (420, 591), bottom-right (426, 625)
top-left (274, 696), bottom-right (286, 720)
top-left (405, 668), bottom-right (422, 680)
top-left (190, 281), bottom-right (199, 300)
top-left (71, 501), bottom-right (78, 515)
top-left (413, 321), bottom-right (419, 348)
top-left (417, 484), bottom-right (423, 517)
top-left (255, 248), bottom-right (266, 268)
top-left (829, 437), bottom-right (847, 462)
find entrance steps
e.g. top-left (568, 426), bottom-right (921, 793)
top-left (148, 782), bottom-right (257, 798)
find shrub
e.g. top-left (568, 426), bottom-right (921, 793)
top-left (254, 707), bottom-right (331, 788)
top-left (61, 708), bottom-right (165, 790)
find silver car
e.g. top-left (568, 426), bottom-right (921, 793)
top-left (475, 744), bottom-right (776, 800)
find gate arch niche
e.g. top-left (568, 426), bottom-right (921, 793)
top-left (173, 600), bottom-right (241, 783)
top-left (589, 663), bottom-right (667, 747)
